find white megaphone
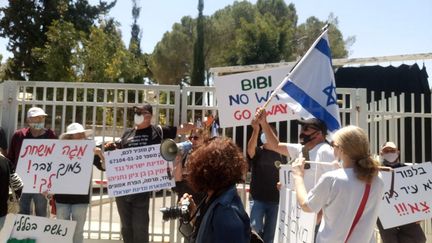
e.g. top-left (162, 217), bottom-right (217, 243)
top-left (160, 139), bottom-right (193, 161)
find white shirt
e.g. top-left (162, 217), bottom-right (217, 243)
top-left (286, 142), bottom-right (336, 191)
top-left (307, 168), bottom-right (385, 243)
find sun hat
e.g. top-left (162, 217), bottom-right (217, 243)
top-left (59, 123), bottom-right (93, 139)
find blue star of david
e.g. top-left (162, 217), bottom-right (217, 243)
top-left (322, 83), bottom-right (337, 106)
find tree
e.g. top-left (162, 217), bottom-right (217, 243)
top-left (129, 0), bottom-right (142, 57)
top-left (80, 20), bottom-right (129, 83)
top-left (150, 17), bottom-right (194, 85)
top-left (32, 20), bottom-right (82, 81)
top-left (295, 15), bottom-right (354, 59)
top-left (0, 0), bottom-right (116, 80)
top-left (190, 0), bottom-right (205, 87)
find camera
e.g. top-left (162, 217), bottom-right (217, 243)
top-left (160, 198), bottom-right (190, 222)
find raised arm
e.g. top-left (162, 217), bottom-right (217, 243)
top-left (247, 118), bottom-right (260, 158)
top-left (255, 108), bottom-right (290, 157)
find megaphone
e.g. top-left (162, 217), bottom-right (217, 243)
top-left (160, 139), bottom-right (193, 161)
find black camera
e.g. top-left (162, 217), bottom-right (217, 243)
top-left (160, 198), bottom-right (190, 222)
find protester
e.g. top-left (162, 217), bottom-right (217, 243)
top-left (182, 137), bottom-right (250, 243)
top-left (113, 103), bottom-right (194, 243)
top-left (173, 127), bottom-right (208, 201)
top-left (255, 110), bottom-right (337, 189)
top-left (53, 123), bottom-right (105, 243)
top-left (7, 107), bottom-right (57, 217)
top-left (255, 109), bottom-right (337, 237)
top-left (0, 153), bottom-right (11, 230)
top-left (172, 127), bottom-right (208, 242)
top-left (247, 120), bottom-right (287, 243)
top-left (376, 142), bottom-right (426, 243)
top-left (292, 125), bottom-right (385, 242)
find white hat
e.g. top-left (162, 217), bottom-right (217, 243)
top-left (27, 107), bottom-right (47, 118)
top-left (59, 123), bottom-right (93, 139)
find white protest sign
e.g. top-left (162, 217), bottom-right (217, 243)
top-left (16, 139), bottom-right (95, 194)
top-left (278, 163), bottom-right (324, 191)
top-left (214, 65), bottom-right (299, 128)
top-left (378, 162), bottom-right (432, 229)
top-left (105, 144), bottom-right (175, 197)
top-left (274, 165), bottom-right (316, 243)
top-left (0, 214), bottom-right (76, 243)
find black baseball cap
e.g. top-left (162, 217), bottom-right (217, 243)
top-left (133, 103), bottom-right (153, 115)
top-left (297, 118), bottom-right (327, 135)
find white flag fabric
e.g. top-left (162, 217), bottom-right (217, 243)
top-left (275, 30), bottom-right (341, 133)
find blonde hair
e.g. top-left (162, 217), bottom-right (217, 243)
top-left (333, 125), bottom-right (379, 183)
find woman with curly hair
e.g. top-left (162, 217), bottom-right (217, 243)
top-left (182, 137), bottom-right (251, 243)
top-left (292, 125), bottom-right (385, 243)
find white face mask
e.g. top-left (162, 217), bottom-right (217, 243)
top-left (134, 114), bottom-right (144, 125)
top-left (382, 153), bottom-right (399, 163)
top-left (260, 133), bottom-right (267, 144)
top-left (29, 122), bottom-right (45, 130)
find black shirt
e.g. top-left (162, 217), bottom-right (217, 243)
top-left (0, 155), bottom-right (11, 216)
top-left (250, 147), bottom-right (287, 203)
top-left (116, 125), bottom-right (177, 199)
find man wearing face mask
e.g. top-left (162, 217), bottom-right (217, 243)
top-left (7, 107), bottom-right (57, 217)
top-left (112, 103), bottom-right (195, 243)
top-left (377, 142), bottom-right (426, 243)
top-left (247, 120), bottom-right (287, 243)
top-left (255, 111), bottom-right (336, 190)
top-left (255, 110), bottom-right (337, 240)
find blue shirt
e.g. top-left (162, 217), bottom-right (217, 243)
top-left (194, 185), bottom-right (251, 243)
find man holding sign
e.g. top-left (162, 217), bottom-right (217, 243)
top-left (376, 142), bottom-right (427, 243)
top-left (7, 107), bottom-right (57, 217)
top-left (108, 103), bottom-right (194, 243)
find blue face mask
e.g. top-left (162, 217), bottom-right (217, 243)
top-left (260, 133), bottom-right (267, 144)
top-left (29, 122), bottom-right (45, 130)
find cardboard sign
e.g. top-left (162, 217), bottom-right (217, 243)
top-left (214, 66), bottom-right (299, 128)
top-left (275, 165), bottom-right (316, 243)
top-left (0, 214), bottom-right (76, 243)
top-left (16, 139), bottom-right (95, 194)
top-left (104, 144), bottom-right (175, 197)
top-left (378, 162), bottom-right (432, 229)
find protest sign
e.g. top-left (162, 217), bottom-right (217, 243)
top-left (15, 139), bottom-right (95, 194)
top-left (274, 165), bottom-right (316, 243)
top-left (214, 66), bottom-right (299, 128)
top-left (378, 162), bottom-right (432, 229)
top-left (0, 214), bottom-right (76, 243)
top-left (104, 144), bottom-right (175, 197)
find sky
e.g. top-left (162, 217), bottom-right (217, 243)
top-left (1, 0), bottom-right (431, 82)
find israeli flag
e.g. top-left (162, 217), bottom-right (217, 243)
top-left (275, 29), bottom-right (341, 133)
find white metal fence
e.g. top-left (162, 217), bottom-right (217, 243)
top-left (0, 81), bottom-right (430, 242)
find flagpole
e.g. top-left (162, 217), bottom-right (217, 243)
top-left (261, 24), bottom-right (330, 110)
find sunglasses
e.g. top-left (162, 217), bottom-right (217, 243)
top-left (301, 125), bottom-right (319, 132)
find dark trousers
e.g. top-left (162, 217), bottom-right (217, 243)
top-left (116, 192), bottom-right (150, 243)
top-left (377, 219), bottom-right (426, 243)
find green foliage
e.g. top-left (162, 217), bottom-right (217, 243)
top-left (150, 0), bottom-right (352, 85)
top-left (191, 0), bottom-right (205, 87)
top-left (129, 0), bottom-right (142, 57)
top-left (0, 0), bottom-right (353, 85)
top-left (33, 20), bottom-right (82, 81)
top-left (149, 17), bottom-right (194, 85)
top-left (0, 0), bottom-right (116, 80)
top-left (80, 22), bottom-right (129, 83)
